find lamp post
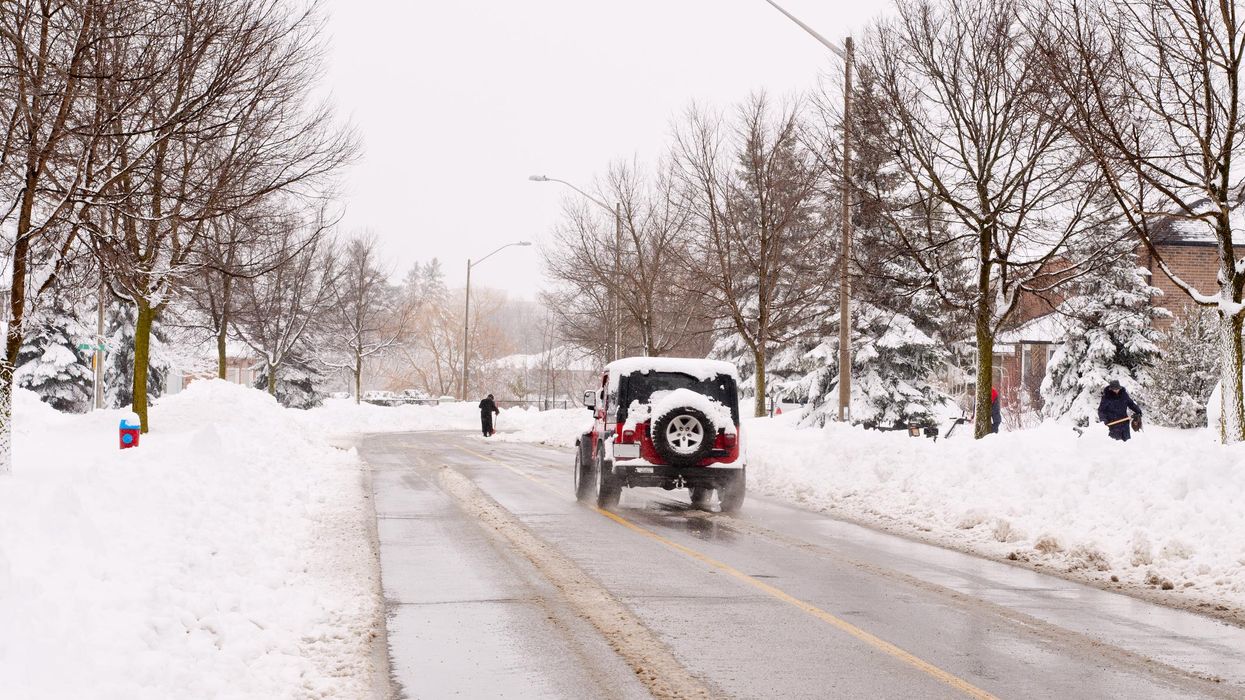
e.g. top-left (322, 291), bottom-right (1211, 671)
top-left (461, 241), bottom-right (532, 400)
top-left (528, 175), bottom-right (624, 362)
top-left (760, 0), bottom-right (854, 422)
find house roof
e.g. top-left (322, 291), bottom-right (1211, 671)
top-left (1148, 199), bottom-right (1245, 247)
top-left (996, 312), bottom-right (1067, 345)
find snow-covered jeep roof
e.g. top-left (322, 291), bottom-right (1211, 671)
top-left (605, 357), bottom-right (739, 391)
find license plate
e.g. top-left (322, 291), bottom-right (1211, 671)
top-left (613, 443), bottom-right (640, 460)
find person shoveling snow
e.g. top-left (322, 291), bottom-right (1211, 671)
top-left (479, 393), bottom-right (499, 437)
top-left (1097, 379), bottom-right (1142, 441)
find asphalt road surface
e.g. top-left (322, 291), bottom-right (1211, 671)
top-left (360, 431), bottom-right (1245, 700)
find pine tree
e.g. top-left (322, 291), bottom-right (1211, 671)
top-left (1145, 308), bottom-right (1218, 428)
top-left (795, 303), bottom-right (951, 428)
top-left (104, 301), bottom-right (169, 409)
top-left (14, 299), bottom-right (93, 413)
top-left (254, 350), bottom-right (325, 409)
top-left (1040, 253), bottom-right (1165, 426)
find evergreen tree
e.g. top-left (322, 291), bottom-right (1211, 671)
top-left (104, 301), bottom-right (169, 409)
top-left (254, 349), bottom-right (325, 409)
top-left (791, 303), bottom-right (951, 428)
top-left (1040, 253), bottom-right (1165, 426)
top-left (1145, 308), bottom-right (1219, 428)
top-left (14, 299), bottom-right (93, 413)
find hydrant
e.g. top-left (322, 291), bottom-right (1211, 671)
top-left (119, 417), bottom-right (141, 449)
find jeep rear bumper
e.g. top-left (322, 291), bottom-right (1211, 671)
top-left (610, 460), bottom-right (744, 489)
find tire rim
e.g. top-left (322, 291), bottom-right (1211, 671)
top-left (665, 414), bottom-right (704, 454)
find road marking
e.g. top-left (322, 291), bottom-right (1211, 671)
top-left (460, 445), bottom-right (998, 700)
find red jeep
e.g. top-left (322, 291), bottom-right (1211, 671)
top-left (574, 357), bottom-right (745, 512)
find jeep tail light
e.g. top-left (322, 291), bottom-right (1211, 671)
top-left (722, 432), bottom-right (737, 448)
top-left (622, 429), bottom-right (635, 443)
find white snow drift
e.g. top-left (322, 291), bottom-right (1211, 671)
top-left (0, 381), bottom-right (380, 699)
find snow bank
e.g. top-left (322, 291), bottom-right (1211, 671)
top-left (745, 414), bottom-right (1245, 611)
top-left (300, 398), bottom-right (592, 448)
top-left (0, 381), bottom-right (379, 699)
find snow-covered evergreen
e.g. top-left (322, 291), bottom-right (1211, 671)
top-left (1040, 255), bottom-right (1165, 426)
top-left (254, 351), bottom-right (325, 409)
top-left (1146, 307), bottom-right (1218, 428)
top-left (714, 301), bottom-right (951, 427)
top-left (14, 300), bottom-right (93, 413)
top-left (794, 304), bottom-right (951, 428)
top-left (104, 301), bottom-right (169, 409)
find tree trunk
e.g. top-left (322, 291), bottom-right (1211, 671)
top-left (1217, 311), bottom-right (1245, 443)
top-left (267, 364), bottom-right (277, 396)
top-left (753, 347), bottom-right (767, 418)
top-left (133, 300), bottom-right (155, 433)
top-left (354, 354), bottom-right (362, 405)
top-left (974, 308), bottom-right (995, 439)
top-left (216, 323), bottom-right (228, 380)
top-left (0, 359), bottom-right (12, 475)
top-left (3, 170), bottom-right (38, 473)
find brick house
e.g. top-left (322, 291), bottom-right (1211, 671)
top-left (990, 222), bottom-right (1222, 412)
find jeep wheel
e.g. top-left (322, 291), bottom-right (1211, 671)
top-left (718, 468), bottom-right (746, 514)
top-left (652, 407), bottom-right (713, 466)
top-left (573, 448), bottom-right (596, 503)
top-left (689, 486), bottom-right (713, 510)
top-left (596, 450), bottom-right (622, 509)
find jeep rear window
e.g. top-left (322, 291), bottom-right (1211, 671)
top-left (617, 372), bottom-right (739, 425)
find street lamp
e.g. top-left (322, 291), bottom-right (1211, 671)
top-left (528, 174), bottom-right (624, 362)
top-left (760, 0), bottom-right (855, 422)
top-left (461, 241), bottom-right (532, 400)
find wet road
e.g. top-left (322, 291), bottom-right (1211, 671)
top-left (360, 431), bottom-right (1245, 699)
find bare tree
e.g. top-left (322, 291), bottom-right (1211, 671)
top-left (1041, 0), bottom-right (1245, 442)
top-left (673, 94), bottom-right (836, 417)
top-left (90, 0), bottom-right (355, 432)
top-left (543, 160), bottom-right (710, 361)
top-left (322, 233), bottom-right (411, 403)
top-left (232, 213), bottom-right (338, 394)
top-left (858, 0), bottom-right (1114, 437)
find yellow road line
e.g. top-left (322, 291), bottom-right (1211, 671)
top-left (458, 446), bottom-right (997, 700)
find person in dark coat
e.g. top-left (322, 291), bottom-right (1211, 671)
top-left (1098, 380), bottom-right (1142, 441)
top-left (990, 387), bottom-right (1002, 434)
top-left (479, 393), bottom-right (499, 437)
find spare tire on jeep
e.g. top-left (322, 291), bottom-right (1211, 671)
top-left (651, 406), bottom-right (714, 466)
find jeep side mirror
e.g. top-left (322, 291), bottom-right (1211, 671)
top-left (583, 390), bottom-right (597, 410)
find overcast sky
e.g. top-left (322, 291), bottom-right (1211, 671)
top-left (322, 0), bottom-right (890, 300)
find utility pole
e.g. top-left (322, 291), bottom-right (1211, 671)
top-left (838, 37), bottom-right (854, 422)
top-left (759, 0), bottom-right (854, 421)
top-left (95, 278), bottom-right (105, 409)
top-left (460, 259), bottom-right (472, 401)
top-left (614, 202), bottom-right (622, 362)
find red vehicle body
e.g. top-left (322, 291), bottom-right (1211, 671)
top-left (574, 357), bottom-right (746, 512)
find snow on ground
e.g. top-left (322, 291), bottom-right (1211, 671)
top-left (299, 398), bottom-right (592, 446)
top-left (0, 381), bottom-right (380, 699)
top-left (342, 400), bottom-right (1245, 617)
top-left (745, 413), bottom-right (1245, 616)
top-left (301, 396), bottom-right (1245, 619)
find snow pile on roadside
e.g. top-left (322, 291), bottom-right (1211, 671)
top-left (745, 413), bottom-right (1245, 610)
top-left (301, 398), bottom-right (591, 446)
top-left (0, 381), bottom-right (379, 699)
top-left (489, 407), bottom-right (593, 448)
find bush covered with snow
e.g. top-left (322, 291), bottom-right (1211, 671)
top-left (0, 380), bottom-right (380, 698)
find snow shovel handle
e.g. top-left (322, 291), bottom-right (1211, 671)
top-left (1105, 416), bottom-right (1132, 427)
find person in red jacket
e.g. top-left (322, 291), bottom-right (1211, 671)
top-left (990, 387), bottom-right (1002, 433)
